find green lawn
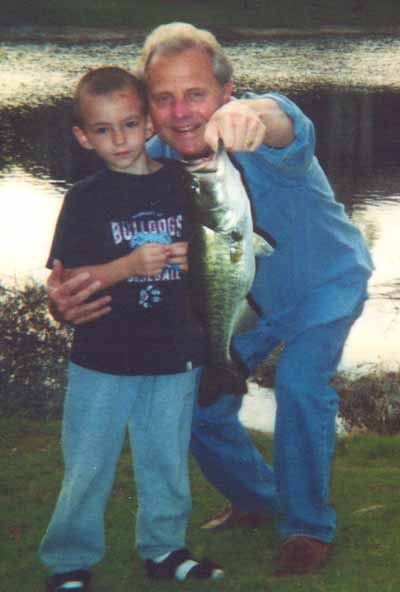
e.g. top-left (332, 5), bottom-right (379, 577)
top-left (2, 417), bottom-right (399, 591)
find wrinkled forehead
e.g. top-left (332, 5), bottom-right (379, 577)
top-left (146, 46), bottom-right (215, 79)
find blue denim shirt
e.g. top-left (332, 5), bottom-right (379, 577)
top-left (147, 93), bottom-right (373, 343)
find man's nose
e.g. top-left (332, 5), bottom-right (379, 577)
top-left (172, 98), bottom-right (191, 119)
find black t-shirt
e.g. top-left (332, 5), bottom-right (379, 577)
top-left (48, 160), bottom-right (205, 375)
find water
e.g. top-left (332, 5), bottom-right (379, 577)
top-left (1, 32), bottom-right (399, 432)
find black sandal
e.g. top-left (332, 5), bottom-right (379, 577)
top-left (46, 570), bottom-right (91, 591)
top-left (145, 548), bottom-right (224, 581)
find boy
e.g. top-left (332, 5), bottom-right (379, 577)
top-left (39, 67), bottom-right (223, 591)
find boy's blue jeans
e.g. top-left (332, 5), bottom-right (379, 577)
top-left (191, 316), bottom-right (356, 542)
top-left (39, 364), bottom-right (200, 574)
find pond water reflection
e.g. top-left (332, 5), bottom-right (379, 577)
top-left (1, 33), bottom-right (399, 371)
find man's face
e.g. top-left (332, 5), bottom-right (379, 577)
top-left (147, 47), bottom-right (232, 158)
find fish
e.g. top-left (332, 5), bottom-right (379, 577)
top-left (183, 143), bottom-right (273, 406)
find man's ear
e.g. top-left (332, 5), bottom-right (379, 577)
top-left (145, 116), bottom-right (154, 140)
top-left (222, 80), bottom-right (234, 104)
top-left (73, 126), bottom-right (94, 151)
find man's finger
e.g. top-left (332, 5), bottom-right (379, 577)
top-left (204, 120), bottom-right (220, 153)
top-left (64, 296), bottom-right (112, 324)
top-left (66, 280), bottom-right (104, 306)
top-left (73, 305), bottom-right (113, 325)
top-left (47, 259), bottom-right (65, 290)
top-left (48, 272), bottom-right (92, 298)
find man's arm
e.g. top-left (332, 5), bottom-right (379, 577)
top-left (204, 96), bottom-right (295, 153)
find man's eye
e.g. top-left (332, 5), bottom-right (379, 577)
top-left (189, 91), bottom-right (205, 101)
top-left (154, 94), bottom-right (171, 106)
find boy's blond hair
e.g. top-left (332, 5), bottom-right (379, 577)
top-left (73, 66), bottom-right (149, 128)
top-left (137, 22), bottom-right (233, 86)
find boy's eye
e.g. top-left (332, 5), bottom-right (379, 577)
top-left (94, 127), bottom-right (108, 135)
top-left (126, 120), bottom-right (139, 128)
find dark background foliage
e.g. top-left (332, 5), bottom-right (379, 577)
top-left (0, 282), bottom-right (71, 418)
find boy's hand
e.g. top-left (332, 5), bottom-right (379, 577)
top-left (47, 260), bottom-right (112, 325)
top-left (125, 243), bottom-right (172, 276)
top-left (167, 241), bottom-right (189, 272)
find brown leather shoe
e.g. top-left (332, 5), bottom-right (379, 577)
top-left (200, 505), bottom-right (267, 531)
top-left (275, 536), bottom-right (333, 576)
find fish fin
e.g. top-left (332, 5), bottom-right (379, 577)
top-left (234, 299), bottom-right (261, 335)
top-left (198, 363), bottom-right (248, 407)
top-left (253, 232), bottom-right (274, 257)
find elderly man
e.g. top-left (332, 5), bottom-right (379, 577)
top-left (48, 22), bottom-right (372, 576)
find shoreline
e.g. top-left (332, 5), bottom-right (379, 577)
top-left (1, 24), bottom-right (400, 44)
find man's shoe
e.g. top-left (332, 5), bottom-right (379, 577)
top-left (275, 536), bottom-right (332, 576)
top-left (46, 570), bottom-right (91, 591)
top-left (200, 505), bottom-right (267, 531)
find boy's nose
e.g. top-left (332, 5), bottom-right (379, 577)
top-left (112, 128), bottom-right (126, 145)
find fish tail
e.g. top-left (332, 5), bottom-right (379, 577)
top-left (198, 362), bottom-right (248, 407)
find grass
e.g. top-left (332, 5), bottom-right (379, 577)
top-left (2, 0), bottom-right (400, 31)
top-left (2, 417), bottom-right (400, 591)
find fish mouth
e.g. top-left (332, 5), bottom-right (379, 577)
top-left (183, 153), bottom-right (216, 170)
top-left (182, 139), bottom-right (224, 167)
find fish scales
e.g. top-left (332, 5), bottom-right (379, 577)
top-left (184, 145), bottom-right (271, 405)
top-left (191, 215), bottom-right (254, 364)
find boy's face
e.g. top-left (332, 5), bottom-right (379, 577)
top-left (73, 88), bottom-right (153, 174)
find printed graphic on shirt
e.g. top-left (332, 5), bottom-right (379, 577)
top-left (139, 285), bottom-right (162, 309)
top-left (110, 211), bottom-right (183, 309)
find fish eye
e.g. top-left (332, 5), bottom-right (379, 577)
top-left (231, 230), bottom-right (243, 242)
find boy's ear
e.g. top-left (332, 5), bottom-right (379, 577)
top-left (73, 126), bottom-right (94, 151)
top-left (145, 116), bottom-right (154, 140)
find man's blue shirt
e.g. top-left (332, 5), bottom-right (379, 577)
top-left (147, 93), bottom-right (373, 343)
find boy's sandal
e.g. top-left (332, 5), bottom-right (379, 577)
top-left (47, 570), bottom-right (91, 591)
top-left (145, 547), bottom-right (224, 581)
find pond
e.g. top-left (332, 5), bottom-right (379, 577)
top-left (1, 32), bottom-right (399, 387)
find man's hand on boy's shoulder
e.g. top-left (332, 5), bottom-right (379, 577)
top-left (47, 260), bottom-right (112, 325)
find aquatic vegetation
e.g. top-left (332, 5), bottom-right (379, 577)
top-left (335, 368), bottom-right (400, 434)
top-left (0, 280), bottom-right (71, 418)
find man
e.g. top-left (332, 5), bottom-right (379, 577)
top-left (47, 22), bottom-right (373, 576)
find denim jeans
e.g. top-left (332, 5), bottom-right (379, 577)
top-left (191, 316), bottom-right (356, 542)
top-left (39, 363), bottom-right (200, 574)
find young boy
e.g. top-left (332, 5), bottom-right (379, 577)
top-left (39, 67), bottom-right (224, 591)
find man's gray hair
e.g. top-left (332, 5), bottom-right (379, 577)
top-left (137, 22), bottom-right (233, 86)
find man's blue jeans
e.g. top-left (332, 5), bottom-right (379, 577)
top-left (191, 316), bottom-right (356, 542)
top-left (39, 364), bottom-right (200, 574)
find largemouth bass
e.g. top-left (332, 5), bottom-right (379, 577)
top-left (184, 145), bottom-right (273, 406)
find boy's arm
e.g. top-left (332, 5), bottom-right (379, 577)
top-left (47, 242), bottom-right (190, 325)
top-left (63, 241), bottom-right (188, 288)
